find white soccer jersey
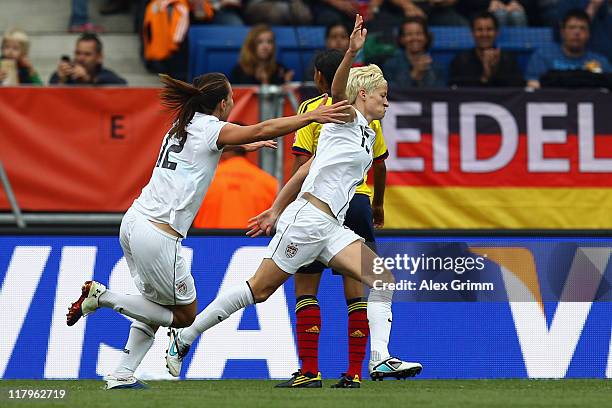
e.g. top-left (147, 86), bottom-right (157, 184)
top-left (299, 109), bottom-right (375, 224)
top-left (132, 113), bottom-right (227, 237)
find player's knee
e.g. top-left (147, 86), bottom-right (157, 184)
top-left (172, 311), bottom-right (196, 328)
top-left (251, 284), bottom-right (276, 303)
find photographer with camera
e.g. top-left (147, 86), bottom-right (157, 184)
top-left (49, 33), bottom-right (127, 86)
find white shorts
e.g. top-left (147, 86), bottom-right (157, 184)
top-left (119, 207), bottom-right (196, 305)
top-left (265, 198), bottom-right (363, 274)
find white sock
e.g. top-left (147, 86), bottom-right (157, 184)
top-left (180, 282), bottom-right (254, 346)
top-left (99, 291), bottom-right (173, 327)
top-left (367, 286), bottom-right (393, 362)
top-left (113, 321), bottom-right (157, 379)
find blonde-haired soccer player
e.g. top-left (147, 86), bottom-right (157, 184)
top-left (280, 49), bottom-right (388, 389)
top-left (165, 14), bottom-right (422, 384)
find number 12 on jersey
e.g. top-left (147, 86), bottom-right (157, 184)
top-left (156, 134), bottom-right (186, 170)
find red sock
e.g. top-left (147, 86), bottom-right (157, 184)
top-left (347, 297), bottom-right (369, 379)
top-left (295, 295), bottom-right (320, 375)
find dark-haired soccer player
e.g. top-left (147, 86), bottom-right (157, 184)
top-left (275, 48), bottom-right (389, 389)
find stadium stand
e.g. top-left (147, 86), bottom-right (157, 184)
top-left (189, 25), bottom-right (555, 82)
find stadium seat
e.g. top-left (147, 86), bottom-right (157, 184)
top-left (188, 25), bottom-right (555, 83)
top-left (189, 25), bottom-right (326, 82)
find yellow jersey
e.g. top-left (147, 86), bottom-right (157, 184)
top-left (292, 94), bottom-right (389, 197)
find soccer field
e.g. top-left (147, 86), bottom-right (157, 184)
top-left (1, 379), bottom-right (610, 408)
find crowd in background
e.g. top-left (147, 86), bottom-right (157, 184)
top-left (0, 0), bottom-right (611, 88)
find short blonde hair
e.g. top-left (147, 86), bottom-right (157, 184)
top-left (346, 64), bottom-right (387, 104)
top-left (2, 28), bottom-right (30, 55)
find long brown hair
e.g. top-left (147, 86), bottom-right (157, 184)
top-left (238, 24), bottom-right (277, 78)
top-left (159, 73), bottom-right (229, 141)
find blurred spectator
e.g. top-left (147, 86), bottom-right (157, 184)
top-left (0, 29), bottom-right (42, 85)
top-left (192, 147), bottom-right (278, 228)
top-left (99, 0), bottom-right (132, 14)
top-left (142, 0), bottom-right (190, 81)
top-left (536, 0), bottom-right (561, 26)
top-left (49, 33), bottom-right (127, 85)
top-left (245, 0), bottom-right (312, 25)
top-left (526, 8), bottom-right (611, 88)
top-left (369, 0), bottom-right (468, 29)
top-left (210, 0), bottom-right (245, 24)
top-left (421, 0), bottom-right (470, 25)
top-left (69, 0), bottom-right (105, 33)
top-left (557, 0), bottom-right (612, 64)
top-left (449, 12), bottom-right (525, 86)
top-left (305, 22), bottom-right (350, 81)
top-left (325, 21), bottom-right (350, 51)
top-left (383, 17), bottom-right (444, 88)
top-left (457, 0), bottom-right (532, 25)
top-left (230, 25), bottom-right (293, 85)
top-left (311, 0), bottom-right (356, 27)
top-left (488, 0), bottom-right (528, 26)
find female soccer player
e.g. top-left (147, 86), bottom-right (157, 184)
top-left (65, 73), bottom-right (350, 389)
top-left (165, 15), bottom-right (422, 384)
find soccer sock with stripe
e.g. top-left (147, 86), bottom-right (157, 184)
top-left (295, 295), bottom-right (321, 375)
top-left (99, 291), bottom-right (173, 327)
top-left (346, 297), bottom-right (369, 378)
top-left (180, 281), bottom-right (255, 346)
top-left (367, 286), bottom-right (393, 362)
top-left (113, 320), bottom-right (157, 379)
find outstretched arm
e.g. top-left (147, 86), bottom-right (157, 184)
top-left (217, 95), bottom-right (349, 148)
top-left (331, 14), bottom-right (366, 112)
top-left (247, 156), bottom-right (314, 237)
top-left (223, 140), bottom-right (277, 153)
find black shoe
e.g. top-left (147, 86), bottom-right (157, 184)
top-left (275, 370), bottom-right (322, 388)
top-left (330, 373), bottom-right (361, 388)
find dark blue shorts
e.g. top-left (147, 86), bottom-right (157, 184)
top-left (296, 193), bottom-right (376, 275)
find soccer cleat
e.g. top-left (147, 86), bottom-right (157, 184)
top-left (330, 373), bottom-right (361, 388)
top-left (66, 280), bottom-right (107, 326)
top-left (166, 328), bottom-right (190, 377)
top-left (369, 357), bottom-right (422, 381)
top-left (275, 370), bottom-right (322, 388)
top-left (103, 374), bottom-right (148, 390)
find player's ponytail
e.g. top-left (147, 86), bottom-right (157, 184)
top-left (159, 73), bottom-right (230, 141)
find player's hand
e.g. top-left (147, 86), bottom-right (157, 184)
top-left (348, 14), bottom-right (367, 55)
top-left (373, 204), bottom-right (384, 228)
top-left (0, 70), bottom-right (7, 82)
top-left (309, 94), bottom-right (351, 124)
top-left (242, 140), bottom-right (278, 152)
top-left (246, 208), bottom-right (279, 237)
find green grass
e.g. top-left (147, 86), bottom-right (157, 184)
top-left (1, 379), bottom-right (611, 408)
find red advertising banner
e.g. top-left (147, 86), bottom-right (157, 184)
top-left (383, 88), bottom-right (612, 229)
top-left (0, 87), bottom-right (260, 212)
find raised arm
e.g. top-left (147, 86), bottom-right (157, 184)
top-left (217, 95), bottom-right (348, 148)
top-left (331, 14), bottom-right (367, 106)
top-left (247, 156), bottom-right (314, 237)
